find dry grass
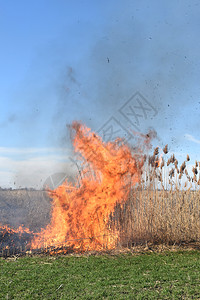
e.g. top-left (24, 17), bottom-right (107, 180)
top-left (0, 189), bottom-right (51, 232)
top-left (110, 147), bottom-right (200, 248)
top-left (113, 188), bottom-right (200, 247)
top-left (1, 145), bottom-right (200, 253)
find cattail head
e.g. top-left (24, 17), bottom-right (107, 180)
top-left (180, 161), bottom-right (186, 173)
top-left (163, 144), bottom-right (168, 154)
top-left (174, 159), bottom-right (178, 169)
top-left (167, 158), bottom-right (171, 166)
top-left (192, 167), bottom-right (198, 175)
top-left (160, 158), bottom-right (164, 169)
top-left (169, 168), bottom-right (175, 178)
top-left (167, 154), bottom-right (176, 166)
top-left (153, 147), bottom-right (159, 156)
top-left (148, 155), bottom-right (155, 167)
top-left (171, 154), bottom-right (175, 163)
top-left (186, 154), bottom-right (190, 161)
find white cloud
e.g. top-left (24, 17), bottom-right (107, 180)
top-left (0, 146), bottom-right (71, 155)
top-left (0, 147), bottom-right (76, 189)
top-left (185, 134), bottom-right (200, 144)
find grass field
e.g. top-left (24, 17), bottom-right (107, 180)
top-left (0, 251), bottom-right (200, 299)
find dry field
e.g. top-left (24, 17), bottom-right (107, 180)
top-left (111, 188), bottom-right (200, 248)
top-left (0, 189), bottom-right (51, 232)
top-left (0, 143), bottom-right (200, 251)
top-left (1, 187), bottom-right (199, 250)
top-left (109, 148), bottom-right (200, 248)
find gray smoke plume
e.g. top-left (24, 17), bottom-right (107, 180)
top-left (3, 1), bottom-right (200, 188)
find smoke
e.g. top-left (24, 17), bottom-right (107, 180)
top-left (85, 4), bottom-right (194, 124)
top-left (85, 2), bottom-right (200, 157)
top-left (0, 114), bottom-right (17, 129)
top-left (11, 2), bottom-right (200, 144)
top-left (2, 1), bottom-right (200, 187)
top-left (51, 0), bottom-right (199, 151)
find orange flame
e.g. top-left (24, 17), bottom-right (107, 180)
top-left (31, 122), bottom-right (144, 252)
top-left (0, 224), bottom-right (32, 236)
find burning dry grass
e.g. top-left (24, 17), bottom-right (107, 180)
top-left (84, 141), bottom-right (200, 249)
top-left (0, 123), bottom-right (200, 256)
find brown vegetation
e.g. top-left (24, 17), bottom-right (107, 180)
top-left (110, 147), bottom-right (200, 247)
top-left (0, 189), bottom-right (51, 232)
top-left (0, 140), bottom-right (200, 254)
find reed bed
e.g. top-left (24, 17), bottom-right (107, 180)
top-left (110, 145), bottom-right (200, 247)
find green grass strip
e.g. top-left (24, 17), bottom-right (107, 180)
top-left (0, 251), bottom-right (199, 299)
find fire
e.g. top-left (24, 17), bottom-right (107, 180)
top-left (2, 124), bottom-right (200, 255)
top-left (0, 224), bottom-right (32, 236)
top-left (31, 122), bottom-right (144, 252)
top-left (0, 224), bottom-right (33, 253)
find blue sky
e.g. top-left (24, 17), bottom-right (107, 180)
top-left (1, 0), bottom-right (200, 187)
